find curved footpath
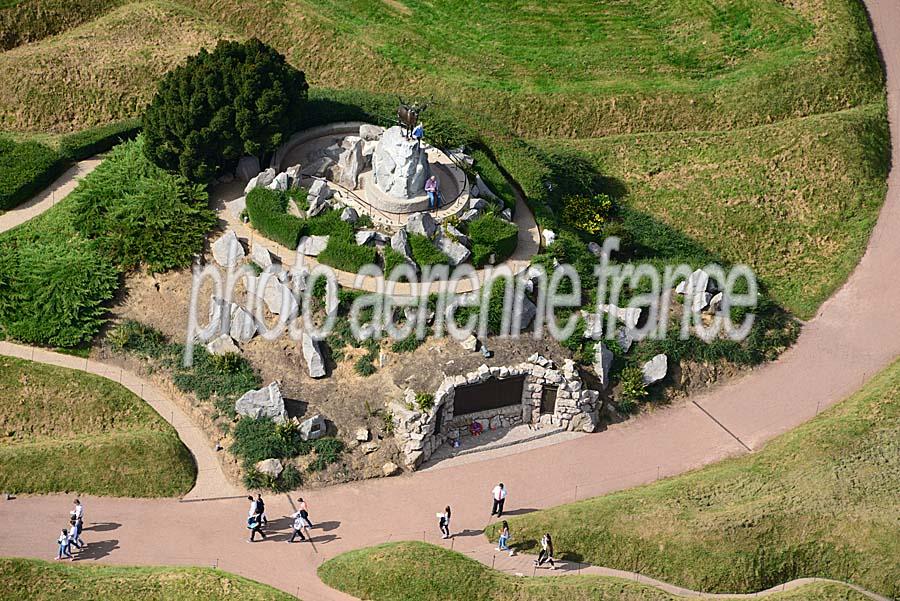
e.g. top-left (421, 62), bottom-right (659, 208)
top-left (1, 1), bottom-right (898, 598)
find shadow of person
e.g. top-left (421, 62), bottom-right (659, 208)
top-left (84, 522), bottom-right (121, 532)
top-left (496, 508), bottom-right (537, 517)
top-left (451, 529), bottom-right (483, 538)
top-left (313, 520), bottom-right (340, 532)
top-left (309, 534), bottom-right (339, 545)
top-left (74, 539), bottom-right (119, 561)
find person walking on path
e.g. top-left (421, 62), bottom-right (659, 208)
top-left (289, 507), bottom-right (312, 543)
top-left (425, 175), bottom-right (439, 209)
top-left (534, 533), bottom-right (555, 569)
top-left (256, 494), bottom-right (268, 526)
top-left (438, 506), bottom-right (451, 539)
top-left (297, 497), bottom-right (312, 528)
top-left (496, 520), bottom-right (513, 555)
top-left (247, 513), bottom-right (266, 542)
top-left (55, 529), bottom-right (73, 560)
top-left (68, 514), bottom-right (85, 550)
top-left (491, 483), bottom-right (507, 517)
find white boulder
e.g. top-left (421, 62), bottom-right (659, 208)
top-left (255, 458), bottom-right (284, 478)
top-left (212, 230), bottom-right (245, 268)
top-left (300, 235), bottom-right (330, 257)
top-left (359, 124), bottom-right (385, 141)
top-left (206, 334), bottom-right (240, 356)
top-left (337, 139), bottom-right (365, 189)
top-left (301, 332), bottom-right (326, 378)
top-left (235, 382), bottom-right (287, 423)
top-left (641, 354), bottom-right (668, 386)
top-left (372, 126), bottom-right (430, 199)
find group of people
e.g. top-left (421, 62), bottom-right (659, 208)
top-left (54, 499), bottom-right (85, 560)
top-left (245, 494), bottom-right (313, 544)
top-left (436, 482), bottom-right (557, 568)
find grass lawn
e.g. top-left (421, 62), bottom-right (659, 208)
top-left (491, 359), bottom-right (900, 598)
top-left (318, 541), bottom-right (872, 601)
top-left (0, 356), bottom-right (195, 496)
top-left (538, 101), bottom-right (890, 319)
top-left (0, 557), bottom-right (297, 600)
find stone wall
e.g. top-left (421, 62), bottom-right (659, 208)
top-left (390, 354), bottom-right (599, 469)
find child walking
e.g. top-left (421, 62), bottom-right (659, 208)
top-left (55, 529), bottom-right (73, 560)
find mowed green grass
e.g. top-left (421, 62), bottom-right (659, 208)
top-left (491, 358), bottom-right (900, 598)
top-left (319, 542), bottom-right (873, 601)
top-left (0, 357), bottom-right (195, 496)
top-left (539, 101), bottom-right (890, 319)
top-left (0, 558), bottom-right (297, 600)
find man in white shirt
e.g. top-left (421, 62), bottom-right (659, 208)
top-left (491, 483), bottom-right (507, 517)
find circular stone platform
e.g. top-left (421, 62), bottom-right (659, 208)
top-left (273, 122), bottom-right (470, 228)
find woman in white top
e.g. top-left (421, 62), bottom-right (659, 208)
top-left (438, 506), bottom-right (451, 539)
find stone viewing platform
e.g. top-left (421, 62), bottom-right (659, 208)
top-left (272, 121), bottom-right (469, 228)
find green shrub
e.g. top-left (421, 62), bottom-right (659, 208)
top-left (561, 193), bottom-right (615, 235)
top-left (143, 39), bottom-right (309, 181)
top-left (409, 234), bottom-right (449, 266)
top-left (391, 333), bottom-right (424, 353)
top-left (382, 246), bottom-right (410, 275)
top-left (59, 118), bottom-right (142, 161)
top-left (354, 354), bottom-right (377, 376)
top-left (415, 393), bottom-right (435, 412)
top-left (467, 213), bottom-right (518, 267)
top-left (307, 437), bottom-right (344, 472)
top-left (306, 208), bottom-right (354, 238)
top-left (170, 346), bottom-right (260, 416)
top-left (617, 366), bottom-right (647, 413)
top-left (0, 136), bottom-right (65, 211)
top-left (0, 238), bottom-right (118, 347)
top-left (107, 320), bottom-right (168, 358)
top-left (231, 419), bottom-right (288, 464)
top-left (68, 137), bottom-right (214, 272)
top-left (318, 236), bottom-right (377, 273)
top-left (245, 187), bottom-right (305, 249)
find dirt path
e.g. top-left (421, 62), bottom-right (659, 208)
top-left (0, 1), bottom-right (898, 598)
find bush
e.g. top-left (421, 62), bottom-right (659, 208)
top-left (0, 136), bottom-right (66, 211)
top-left (307, 437), bottom-right (345, 472)
top-left (69, 137), bottom-right (215, 272)
top-left (107, 320), bottom-right (168, 358)
top-left (232, 419), bottom-right (289, 464)
top-left (59, 118), bottom-right (142, 161)
top-left (561, 193), bottom-right (615, 235)
top-left (143, 39), bottom-right (309, 181)
top-left (467, 213), bottom-right (518, 267)
top-left (415, 393), bottom-right (435, 412)
top-left (382, 246), bottom-right (410, 275)
top-left (318, 236), bottom-right (377, 273)
top-left (0, 238), bottom-right (119, 347)
top-left (245, 187), bottom-right (305, 249)
top-left (409, 234), bottom-right (449, 267)
top-left (617, 366), bottom-right (647, 413)
top-left (170, 346), bottom-right (260, 416)
top-left (391, 333), bottom-right (424, 353)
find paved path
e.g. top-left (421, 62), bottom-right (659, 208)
top-left (0, 1), bottom-right (898, 598)
top-left (0, 158), bottom-right (101, 234)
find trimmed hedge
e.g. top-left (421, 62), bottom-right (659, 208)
top-left (59, 118), bottom-right (142, 161)
top-left (467, 213), bottom-right (518, 267)
top-left (382, 246), bottom-right (409, 275)
top-left (409, 233), bottom-right (450, 266)
top-left (318, 236), bottom-right (377, 273)
top-left (0, 136), bottom-right (66, 211)
top-left (246, 187), bottom-right (305, 249)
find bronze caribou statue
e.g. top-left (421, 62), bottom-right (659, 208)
top-left (397, 97), bottom-right (430, 138)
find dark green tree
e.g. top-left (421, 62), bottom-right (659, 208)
top-left (143, 38), bottom-right (309, 181)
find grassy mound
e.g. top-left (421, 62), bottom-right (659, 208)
top-left (538, 101), bottom-right (890, 319)
top-left (0, 557), bottom-right (297, 600)
top-left (0, 1), bottom-right (234, 133)
top-left (318, 541), bottom-right (872, 601)
top-left (0, 356), bottom-right (195, 496)
top-left (493, 359), bottom-right (900, 597)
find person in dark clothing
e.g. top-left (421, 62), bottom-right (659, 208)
top-left (535, 533), bottom-right (555, 569)
top-left (438, 506), bottom-right (451, 539)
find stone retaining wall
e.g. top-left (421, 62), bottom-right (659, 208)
top-left (390, 354), bottom-right (600, 469)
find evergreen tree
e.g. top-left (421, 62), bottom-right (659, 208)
top-left (143, 38), bottom-right (308, 181)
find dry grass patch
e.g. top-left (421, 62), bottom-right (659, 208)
top-left (0, 1), bottom-right (236, 133)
